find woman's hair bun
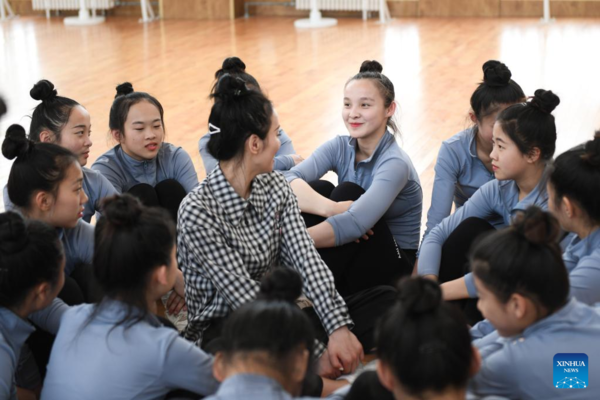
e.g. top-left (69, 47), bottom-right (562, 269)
top-left (482, 60), bottom-right (512, 88)
top-left (397, 277), bottom-right (442, 316)
top-left (359, 60), bottom-right (383, 74)
top-left (115, 82), bottom-right (134, 99)
top-left (513, 206), bottom-right (561, 246)
top-left (258, 267), bottom-right (302, 303)
top-left (2, 124), bottom-right (30, 161)
top-left (101, 194), bottom-right (143, 228)
top-left (529, 89), bottom-right (560, 114)
top-left (212, 74), bottom-right (249, 101)
top-left (216, 57), bottom-right (247, 79)
top-left (0, 96), bottom-right (6, 117)
top-left (30, 80), bottom-right (58, 102)
top-left (581, 131), bottom-right (600, 167)
top-left (0, 212), bottom-right (29, 255)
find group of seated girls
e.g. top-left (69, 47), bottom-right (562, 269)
top-left (0, 53), bottom-right (599, 400)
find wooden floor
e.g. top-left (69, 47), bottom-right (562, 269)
top-left (1, 16), bottom-right (600, 225)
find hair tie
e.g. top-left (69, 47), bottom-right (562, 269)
top-left (208, 123), bottom-right (221, 136)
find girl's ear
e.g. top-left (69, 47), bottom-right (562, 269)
top-left (39, 130), bottom-right (56, 143)
top-left (213, 352), bottom-right (227, 383)
top-left (376, 361), bottom-right (396, 393)
top-left (246, 134), bottom-right (262, 156)
top-left (525, 147), bottom-right (541, 164)
top-left (34, 191), bottom-right (53, 212)
top-left (385, 101), bottom-right (397, 118)
top-left (111, 129), bottom-right (123, 143)
top-left (469, 111), bottom-right (478, 124)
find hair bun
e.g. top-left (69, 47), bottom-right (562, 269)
top-left (359, 60), bottom-right (383, 74)
top-left (215, 57), bottom-right (247, 79)
top-left (258, 267), bottom-right (302, 303)
top-left (529, 89), bottom-right (560, 114)
top-left (30, 80), bottom-right (58, 102)
top-left (101, 194), bottom-right (143, 228)
top-left (482, 60), bottom-right (512, 88)
top-left (581, 131), bottom-right (600, 167)
top-left (0, 212), bottom-right (29, 255)
top-left (397, 278), bottom-right (442, 316)
top-left (0, 96), bottom-right (6, 117)
top-left (2, 124), bottom-right (30, 161)
top-left (513, 206), bottom-right (561, 246)
top-left (212, 74), bottom-right (249, 101)
top-left (115, 82), bottom-right (134, 99)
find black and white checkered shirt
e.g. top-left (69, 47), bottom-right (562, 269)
top-left (178, 166), bottom-right (353, 346)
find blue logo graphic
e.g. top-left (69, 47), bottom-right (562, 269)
top-left (554, 353), bottom-right (588, 389)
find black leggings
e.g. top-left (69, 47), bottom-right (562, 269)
top-left (438, 217), bottom-right (496, 325)
top-left (303, 181), bottom-right (413, 297)
top-left (128, 179), bottom-right (187, 222)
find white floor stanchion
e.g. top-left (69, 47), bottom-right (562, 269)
top-left (64, 0), bottom-right (105, 25)
top-left (139, 0), bottom-right (157, 23)
top-left (294, 0), bottom-right (337, 29)
top-left (541, 0), bottom-right (555, 23)
top-left (1, 0), bottom-right (16, 21)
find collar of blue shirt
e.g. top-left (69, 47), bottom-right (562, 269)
top-left (347, 131), bottom-right (395, 165)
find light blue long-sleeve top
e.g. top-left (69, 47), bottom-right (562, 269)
top-left (60, 219), bottom-right (94, 276)
top-left (0, 299), bottom-right (69, 400)
top-left (203, 374), bottom-right (348, 400)
top-left (423, 128), bottom-right (498, 241)
top-left (418, 168), bottom-right (550, 295)
top-left (199, 128), bottom-right (297, 174)
top-left (41, 300), bottom-right (219, 400)
top-left (2, 167), bottom-right (117, 222)
top-left (562, 228), bottom-right (600, 305)
top-left (469, 298), bottom-right (600, 400)
top-left (91, 143), bottom-right (199, 194)
top-left (283, 133), bottom-right (423, 250)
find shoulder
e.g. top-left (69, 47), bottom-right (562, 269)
top-left (178, 181), bottom-right (220, 226)
top-left (93, 146), bottom-right (119, 165)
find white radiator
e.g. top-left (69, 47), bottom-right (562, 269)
top-left (32, 0), bottom-right (115, 11)
top-left (296, 0), bottom-right (381, 12)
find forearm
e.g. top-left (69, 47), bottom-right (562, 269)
top-left (308, 221), bottom-right (336, 248)
top-left (290, 179), bottom-right (338, 218)
top-left (441, 277), bottom-right (469, 300)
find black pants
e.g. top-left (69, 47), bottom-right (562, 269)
top-left (438, 217), bottom-right (495, 325)
top-left (128, 179), bottom-right (187, 222)
top-left (303, 181), bottom-right (413, 297)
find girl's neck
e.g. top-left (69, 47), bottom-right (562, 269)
top-left (356, 127), bottom-right (387, 162)
top-left (224, 362), bottom-right (295, 395)
top-left (10, 303), bottom-right (37, 320)
top-left (20, 207), bottom-right (53, 227)
top-left (475, 131), bottom-right (493, 172)
top-left (515, 163), bottom-right (545, 201)
top-left (573, 222), bottom-right (599, 241)
top-left (220, 159), bottom-right (258, 200)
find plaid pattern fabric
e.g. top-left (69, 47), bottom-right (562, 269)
top-left (178, 166), bottom-right (353, 346)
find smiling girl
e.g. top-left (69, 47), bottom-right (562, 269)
top-left (418, 89), bottom-right (560, 323)
top-left (2, 80), bottom-right (117, 223)
top-left (92, 83), bottom-right (198, 221)
top-left (283, 60), bottom-right (422, 296)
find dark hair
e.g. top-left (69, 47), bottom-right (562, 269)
top-left (376, 278), bottom-right (473, 396)
top-left (211, 57), bottom-right (260, 96)
top-left (0, 212), bottom-right (64, 308)
top-left (470, 61), bottom-right (525, 125)
top-left (109, 82), bottom-right (165, 139)
top-left (472, 206), bottom-right (568, 313)
top-left (549, 132), bottom-right (600, 225)
top-left (0, 96), bottom-right (7, 117)
top-left (220, 268), bottom-right (314, 374)
top-left (207, 74), bottom-right (273, 161)
top-left (2, 124), bottom-right (79, 209)
top-left (346, 60), bottom-right (398, 134)
top-left (496, 89), bottom-right (559, 160)
top-left (92, 194), bottom-right (176, 328)
top-left (29, 80), bottom-right (81, 142)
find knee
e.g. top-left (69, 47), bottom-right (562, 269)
top-left (330, 182), bottom-right (365, 202)
top-left (308, 180), bottom-right (335, 198)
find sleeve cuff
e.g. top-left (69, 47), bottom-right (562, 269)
top-left (465, 272), bottom-right (478, 298)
